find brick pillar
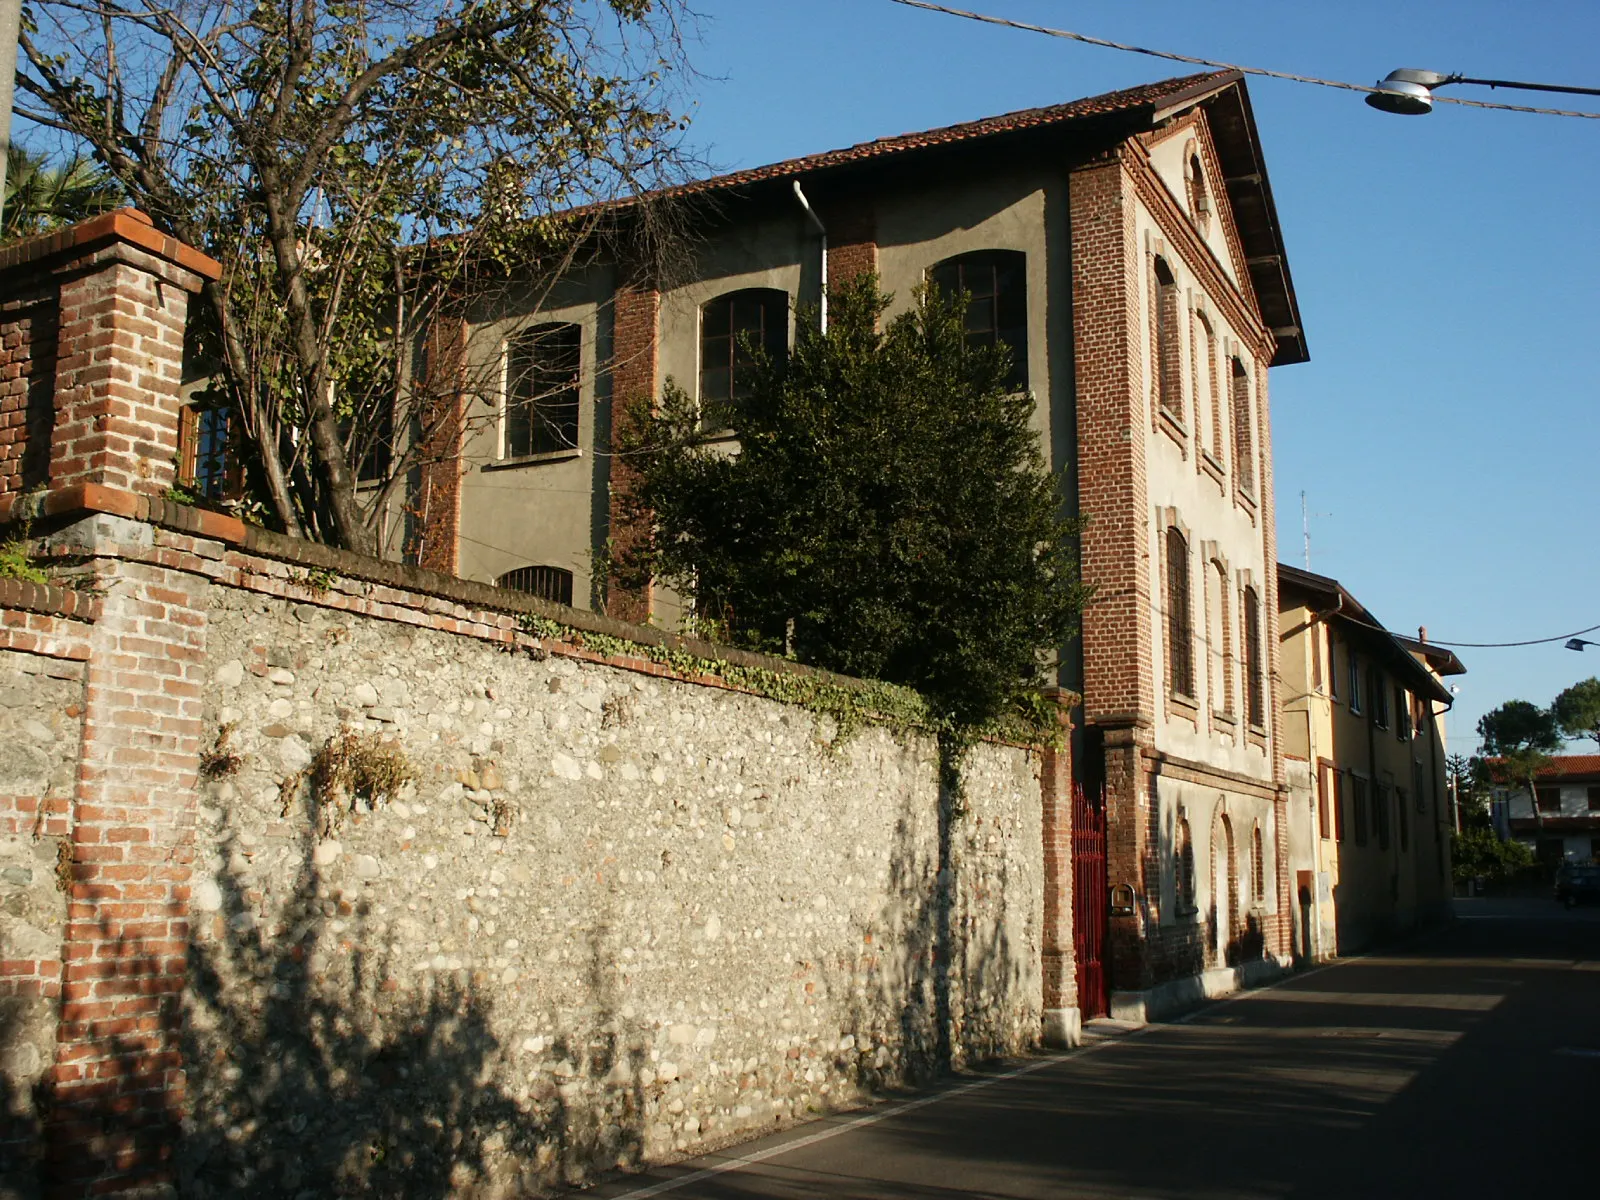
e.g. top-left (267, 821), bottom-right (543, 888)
top-left (0, 209), bottom-right (219, 502)
top-left (606, 277), bottom-right (658, 624)
top-left (1039, 690), bottom-right (1078, 1046)
top-left (415, 316), bottom-right (466, 576)
top-left (47, 551), bottom-right (208, 1198)
top-left (1069, 157), bottom-right (1155, 993)
top-left (820, 197), bottom-right (877, 289)
top-left (1256, 353), bottom-right (1292, 960)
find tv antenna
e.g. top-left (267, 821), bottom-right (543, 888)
top-left (1301, 491), bottom-right (1332, 570)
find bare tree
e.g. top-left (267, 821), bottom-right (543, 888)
top-left (17, 0), bottom-right (695, 552)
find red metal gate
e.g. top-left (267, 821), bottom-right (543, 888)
top-left (1073, 779), bottom-right (1109, 1019)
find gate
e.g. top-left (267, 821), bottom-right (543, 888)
top-left (1072, 777), bottom-right (1109, 1018)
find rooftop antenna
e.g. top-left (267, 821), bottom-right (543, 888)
top-left (1300, 491), bottom-right (1332, 570)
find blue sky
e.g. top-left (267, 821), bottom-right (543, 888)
top-left (677, 0), bottom-right (1600, 755)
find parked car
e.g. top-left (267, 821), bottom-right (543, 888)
top-left (1554, 863), bottom-right (1600, 908)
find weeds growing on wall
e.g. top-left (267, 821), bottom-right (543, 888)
top-left (0, 539), bottom-right (48, 586)
top-left (198, 722), bottom-right (243, 779)
top-left (280, 728), bottom-right (415, 838)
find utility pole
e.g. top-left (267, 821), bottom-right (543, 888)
top-left (0, 0), bottom-right (20, 232)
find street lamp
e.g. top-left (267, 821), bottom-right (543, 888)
top-left (1366, 67), bottom-right (1600, 115)
top-left (1565, 638), bottom-right (1598, 652)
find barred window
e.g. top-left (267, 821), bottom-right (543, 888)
top-left (1231, 358), bottom-right (1254, 493)
top-left (1251, 825), bottom-right (1266, 903)
top-left (497, 565), bottom-right (574, 607)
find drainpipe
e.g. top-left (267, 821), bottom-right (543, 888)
top-left (792, 181), bottom-right (827, 332)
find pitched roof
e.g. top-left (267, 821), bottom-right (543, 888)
top-left (1276, 563), bottom-right (1457, 705)
top-left (1537, 755), bottom-right (1600, 780)
top-left (668, 71), bottom-right (1236, 199)
top-left (650, 70), bottom-right (1307, 367)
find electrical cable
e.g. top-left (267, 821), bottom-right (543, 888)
top-left (886, 0), bottom-right (1600, 120)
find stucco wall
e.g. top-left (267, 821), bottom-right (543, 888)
top-left (180, 584), bottom-right (1044, 1196)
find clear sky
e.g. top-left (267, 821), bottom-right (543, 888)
top-left (674, 0), bottom-right (1600, 756)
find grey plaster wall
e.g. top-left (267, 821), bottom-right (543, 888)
top-left (183, 587), bottom-right (1043, 1197)
top-left (0, 653), bottom-right (81, 1199)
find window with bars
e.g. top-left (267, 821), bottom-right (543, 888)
top-left (1244, 586), bottom-right (1264, 729)
top-left (1154, 257), bottom-right (1182, 420)
top-left (496, 565), bottom-right (574, 607)
top-left (178, 404), bottom-right (236, 500)
top-left (699, 288), bottom-right (789, 421)
top-left (505, 323), bottom-right (582, 458)
top-left (929, 250), bottom-right (1028, 392)
top-left (1166, 526), bottom-right (1194, 699)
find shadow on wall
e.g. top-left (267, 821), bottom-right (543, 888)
top-left (0, 1002), bottom-right (44, 1199)
top-left (181, 799), bottom-right (649, 1199)
top-left (831, 746), bottom-right (1029, 1095)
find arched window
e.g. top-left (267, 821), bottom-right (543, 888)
top-left (928, 249), bottom-right (1028, 390)
top-left (1154, 257), bottom-right (1182, 420)
top-left (1166, 526), bottom-right (1194, 699)
top-left (1243, 585), bottom-right (1264, 728)
top-left (699, 288), bottom-right (788, 414)
top-left (505, 322), bottom-right (581, 458)
top-left (1251, 824), bottom-right (1265, 903)
top-left (1188, 151), bottom-right (1212, 226)
top-left (497, 564), bottom-right (574, 607)
top-left (1231, 358), bottom-right (1254, 494)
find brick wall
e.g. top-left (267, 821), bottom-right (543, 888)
top-left (0, 210), bottom-right (218, 508)
top-left (820, 196), bottom-right (878, 289)
top-left (605, 277), bottom-right (659, 623)
top-left (414, 316), bottom-right (467, 576)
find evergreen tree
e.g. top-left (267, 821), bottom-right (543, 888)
top-left (622, 273), bottom-right (1089, 729)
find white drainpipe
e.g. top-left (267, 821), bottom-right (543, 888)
top-left (792, 181), bottom-right (827, 332)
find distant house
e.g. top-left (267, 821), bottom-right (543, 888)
top-left (1277, 565), bottom-right (1462, 958)
top-left (1499, 756), bottom-right (1600, 867)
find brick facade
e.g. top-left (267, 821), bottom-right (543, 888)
top-left (820, 197), bottom-right (878, 289)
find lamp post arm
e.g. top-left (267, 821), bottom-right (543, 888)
top-left (1447, 76), bottom-right (1600, 99)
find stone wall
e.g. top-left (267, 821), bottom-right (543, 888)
top-left (179, 585), bottom-right (1043, 1195)
top-left (0, 652), bottom-right (80, 1198)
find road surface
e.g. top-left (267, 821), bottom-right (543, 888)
top-left (584, 897), bottom-right (1600, 1199)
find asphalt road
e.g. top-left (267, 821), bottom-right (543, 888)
top-left (583, 897), bottom-right (1600, 1199)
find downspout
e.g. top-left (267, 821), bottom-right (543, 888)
top-left (792, 181), bottom-right (827, 331)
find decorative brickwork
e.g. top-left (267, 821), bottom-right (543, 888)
top-left (606, 278), bottom-right (659, 623)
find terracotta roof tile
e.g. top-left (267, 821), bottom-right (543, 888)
top-left (1538, 755), bottom-right (1600, 779)
top-left (668, 70), bottom-right (1236, 199)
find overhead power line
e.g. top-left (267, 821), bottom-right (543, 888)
top-left (886, 0), bottom-right (1600, 120)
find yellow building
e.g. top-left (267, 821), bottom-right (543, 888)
top-left (1277, 565), bottom-right (1462, 958)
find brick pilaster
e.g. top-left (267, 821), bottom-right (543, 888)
top-left (0, 210), bottom-right (219, 503)
top-left (1039, 692), bottom-right (1077, 1044)
top-left (606, 278), bottom-right (659, 624)
top-left (820, 197), bottom-right (877, 289)
top-left (46, 547), bottom-right (209, 1198)
top-left (415, 316), bottom-right (467, 576)
top-left (1070, 157), bottom-right (1156, 993)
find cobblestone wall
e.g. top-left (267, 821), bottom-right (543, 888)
top-left (181, 588), bottom-right (1043, 1196)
